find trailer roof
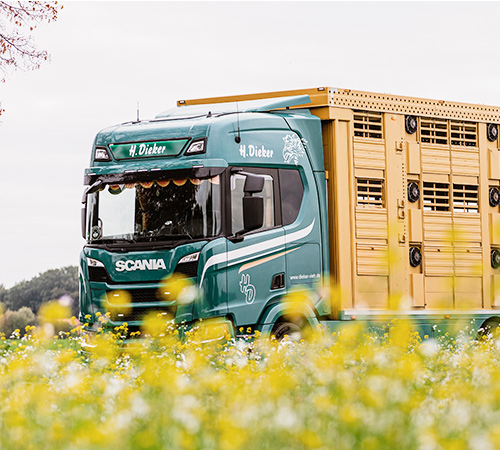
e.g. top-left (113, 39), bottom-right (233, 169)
top-left (178, 87), bottom-right (500, 123)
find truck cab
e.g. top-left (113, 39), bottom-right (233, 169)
top-left (79, 95), bottom-right (329, 336)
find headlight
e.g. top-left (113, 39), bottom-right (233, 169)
top-left (185, 139), bottom-right (206, 155)
top-left (87, 257), bottom-right (105, 268)
top-left (178, 252), bottom-right (200, 264)
top-left (94, 147), bottom-right (112, 161)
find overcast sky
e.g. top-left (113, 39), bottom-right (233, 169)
top-left (0, 1), bottom-right (499, 288)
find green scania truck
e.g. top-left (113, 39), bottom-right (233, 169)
top-left (80, 87), bottom-right (500, 338)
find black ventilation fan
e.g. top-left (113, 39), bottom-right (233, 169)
top-left (490, 187), bottom-right (500, 207)
top-left (408, 182), bottom-right (420, 203)
top-left (492, 248), bottom-right (500, 269)
top-left (487, 123), bottom-right (499, 142)
top-left (409, 247), bottom-right (422, 267)
top-left (405, 115), bottom-right (418, 134)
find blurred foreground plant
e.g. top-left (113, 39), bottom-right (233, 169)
top-left (0, 318), bottom-right (498, 449)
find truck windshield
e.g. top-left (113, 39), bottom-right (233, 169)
top-left (86, 174), bottom-right (222, 242)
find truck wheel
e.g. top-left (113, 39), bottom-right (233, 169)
top-left (478, 317), bottom-right (500, 339)
top-left (272, 321), bottom-right (303, 342)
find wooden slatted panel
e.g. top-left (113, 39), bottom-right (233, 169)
top-left (450, 121), bottom-right (478, 147)
top-left (355, 209), bottom-right (388, 239)
top-left (453, 214), bottom-right (481, 242)
top-left (356, 243), bottom-right (389, 276)
top-left (420, 117), bottom-right (448, 145)
top-left (454, 244), bottom-right (482, 276)
top-left (353, 140), bottom-right (386, 169)
top-left (453, 185), bottom-right (479, 213)
top-left (353, 110), bottom-right (383, 139)
top-left (356, 178), bottom-right (384, 208)
top-left (421, 146), bottom-right (451, 174)
top-left (423, 212), bottom-right (453, 241)
top-left (424, 245), bottom-right (454, 276)
top-left (423, 182), bottom-right (450, 211)
top-left (451, 150), bottom-right (480, 176)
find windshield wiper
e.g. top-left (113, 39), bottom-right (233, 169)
top-left (92, 238), bottom-right (137, 244)
top-left (136, 233), bottom-right (195, 242)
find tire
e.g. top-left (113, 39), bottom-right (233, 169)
top-left (272, 321), bottom-right (304, 342)
top-left (478, 318), bottom-right (500, 339)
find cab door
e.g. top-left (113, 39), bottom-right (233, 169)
top-left (226, 168), bottom-right (285, 327)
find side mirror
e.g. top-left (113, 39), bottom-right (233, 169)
top-left (82, 179), bottom-right (104, 203)
top-left (244, 173), bottom-right (265, 194)
top-left (81, 206), bottom-right (87, 239)
top-left (81, 179), bottom-right (103, 239)
top-left (243, 196), bottom-right (264, 232)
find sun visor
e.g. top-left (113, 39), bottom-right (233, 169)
top-left (155, 95), bottom-right (311, 119)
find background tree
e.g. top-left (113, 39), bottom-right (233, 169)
top-left (0, 284), bottom-right (7, 305)
top-left (0, 1), bottom-right (62, 113)
top-left (3, 266), bottom-right (78, 315)
top-left (0, 306), bottom-right (36, 336)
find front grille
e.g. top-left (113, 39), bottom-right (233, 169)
top-left (119, 288), bottom-right (164, 303)
top-left (105, 288), bottom-right (178, 323)
top-left (109, 305), bottom-right (177, 322)
top-left (88, 266), bottom-right (110, 283)
top-left (175, 261), bottom-right (198, 278)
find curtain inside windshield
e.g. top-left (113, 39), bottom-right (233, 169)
top-left (88, 175), bottom-right (221, 241)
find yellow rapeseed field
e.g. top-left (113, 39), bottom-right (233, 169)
top-left (0, 314), bottom-right (499, 450)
